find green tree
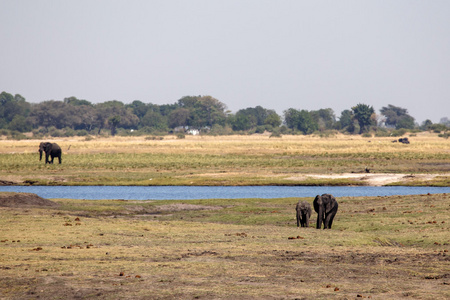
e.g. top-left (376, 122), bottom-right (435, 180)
top-left (231, 106), bottom-right (281, 131)
top-left (64, 96), bottom-right (92, 106)
top-left (311, 108), bottom-right (336, 131)
top-left (140, 110), bottom-right (168, 131)
top-left (168, 108), bottom-right (190, 128)
top-left (95, 101), bottom-right (139, 134)
top-left (176, 95), bottom-right (227, 128)
top-left (229, 113), bottom-right (252, 131)
top-left (0, 92), bottom-right (31, 130)
top-left (283, 108), bottom-right (318, 134)
top-left (126, 100), bottom-right (149, 119)
top-left (28, 100), bottom-right (69, 130)
top-left (421, 119), bottom-right (433, 130)
top-left (108, 115), bottom-right (121, 136)
top-left (337, 109), bottom-right (353, 130)
top-left (380, 104), bottom-right (415, 129)
top-left (264, 112), bottom-right (281, 128)
top-left (351, 103), bottom-right (375, 133)
top-left (8, 115), bottom-right (32, 132)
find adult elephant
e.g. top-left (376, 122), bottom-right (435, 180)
top-left (296, 200), bottom-right (312, 228)
top-left (39, 142), bottom-right (62, 164)
top-left (313, 194), bottom-right (338, 229)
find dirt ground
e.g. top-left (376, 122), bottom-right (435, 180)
top-left (1, 193), bottom-right (449, 299)
top-left (0, 192), bottom-right (59, 207)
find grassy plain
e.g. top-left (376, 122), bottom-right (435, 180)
top-left (0, 133), bottom-right (449, 186)
top-left (0, 193), bottom-right (449, 299)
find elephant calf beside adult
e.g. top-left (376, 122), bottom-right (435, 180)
top-left (313, 194), bottom-right (338, 229)
top-left (296, 200), bottom-right (312, 228)
top-left (39, 142), bottom-right (62, 164)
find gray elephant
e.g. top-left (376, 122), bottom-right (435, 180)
top-left (313, 194), bottom-right (338, 229)
top-left (296, 200), bottom-right (312, 227)
top-left (39, 142), bottom-right (62, 164)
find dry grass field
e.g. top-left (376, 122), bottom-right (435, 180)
top-left (0, 192), bottom-right (449, 299)
top-left (0, 133), bottom-right (449, 186)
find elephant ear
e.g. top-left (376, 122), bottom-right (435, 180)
top-left (313, 195), bottom-right (321, 213)
top-left (323, 194), bottom-right (336, 213)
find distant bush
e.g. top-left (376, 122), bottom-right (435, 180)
top-left (7, 131), bottom-right (28, 140)
top-left (63, 127), bottom-right (76, 137)
top-left (391, 128), bottom-right (407, 137)
top-left (76, 130), bottom-right (89, 136)
top-left (145, 136), bottom-right (164, 140)
top-left (48, 127), bottom-right (64, 137)
top-left (269, 129), bottom-right (282, 138)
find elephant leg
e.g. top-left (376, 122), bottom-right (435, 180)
top-left (324, 213), bottom-right (335, 229)
top-left (316, 213), bottom-right (324, 229)
top-left (325, 203), bottom-right (338, 229)
top-left (327, 213), bottom-right (336, 229)
top-left (301, 213), bottom-right (308, 227)
top-left (323, 214), bottom-right (330, 229)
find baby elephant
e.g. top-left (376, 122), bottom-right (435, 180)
top-left (296, 200), bottom-right (312, 228)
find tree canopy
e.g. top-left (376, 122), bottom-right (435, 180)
top-left (0, 91), bottom-right (448, 137)
top-left (380, 104), bottom-right (415, 129)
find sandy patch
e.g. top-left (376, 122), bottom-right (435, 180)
top-left (287, 173), bottom-right (448, 186)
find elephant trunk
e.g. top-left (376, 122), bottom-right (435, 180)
top-left (39, 150), bottom-right (43, 161)
top-left (316, 206), bottom-right (323, 229)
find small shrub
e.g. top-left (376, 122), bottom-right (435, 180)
top-left (391, 128), bottom-right (407, 137)
top-left (176, 133), bottom-right (186, 139)
top-left (145, 136), bottom-right (164, 140)
top-left (269, 131), bottom-right (282, 138)
top-left (76, 130), bottom-right (89, 136)
top-left (63, 128), bottom-right (76, 137)
top-left (374, 129), bottom-right (390, 137)
top-left (7, 131), bottom-right (28, 140)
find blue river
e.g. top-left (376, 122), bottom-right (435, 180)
top-left (0, 185), bottom-right (449, 200)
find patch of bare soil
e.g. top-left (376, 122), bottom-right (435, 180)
top-left (155, 203), bottom-right (223, 212)
top-left (1, 246), bottom-right (448, 299)
top-left (0, 192), bottom-right (58, 207)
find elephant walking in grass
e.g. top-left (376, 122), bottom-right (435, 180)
top-left (313, 194), bottom-right (338, 229)
top-left (296, 200), bottom-right (312, 227)
top-left (39, 142), bottom-right (62, 164)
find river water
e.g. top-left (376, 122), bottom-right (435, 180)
top-left (0, 185), bottom-right (449, 200)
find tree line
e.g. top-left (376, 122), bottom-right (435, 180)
top-left (0, 91), bottom-right (449, 138)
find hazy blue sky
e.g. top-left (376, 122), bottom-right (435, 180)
top-left (1, 1), bottom-right (449, 123)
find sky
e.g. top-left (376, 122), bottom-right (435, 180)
top-left (1, 1), bottom-right (449, 124)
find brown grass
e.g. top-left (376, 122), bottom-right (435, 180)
top-left (0, 133), bottom-right (449, 186)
